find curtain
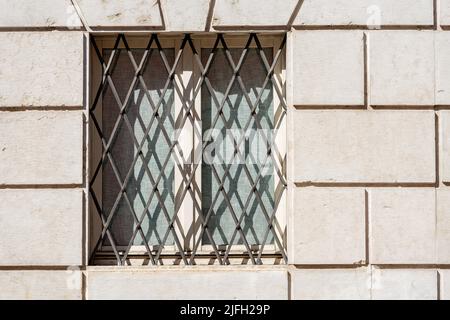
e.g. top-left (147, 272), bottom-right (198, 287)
top-left (102, 48), bottom-right (175, 247)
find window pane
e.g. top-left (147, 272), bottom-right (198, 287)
top-left (102, 48), bottom-right (175, 247)
top-left (201, 47), bottom-right (275, 246)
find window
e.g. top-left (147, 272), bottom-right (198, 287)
top-left (89, 33), bottom-right (287, 265)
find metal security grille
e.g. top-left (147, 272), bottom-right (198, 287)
top-left (89, 33), bottom-right (287, 265)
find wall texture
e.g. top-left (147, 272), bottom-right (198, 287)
top-left (0, 0), bottom-right (449, 300)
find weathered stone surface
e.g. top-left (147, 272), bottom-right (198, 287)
top-left (370, 31), bottom-right (435, 106)
top-left (0, 189), bottom-right (83, 266)
top-left (161, 0), bottom-right (210, 31)
top-left (0, 111), bottom-right (83, 185)
top-left (0, 32), bottom-right (84, 107)
top-left (440, 112), bottom-right (450, 183)
top-left (440, 0), bottom-right (450, 27)
top-left (290, 268), bottom-right (371, 300)
top-left (0, 0), bottom-right (82, 28)
top-left (437, 190), bottom-right (450, 264)
top-left (293, 111), bottom-right (435, 184)
top-left (76, 0), bottom-right (162, 28)
top-left (0, 270), bottom-right (82, 300)
top-left (212, 0), bottom-right (298, 27)
top-left (291, 188), bottom-right (366, 264)
top-left (292, 268), bottom-right (438, 300)
top-left (371, 268), bottom-right (437, 300)
top-left (87, 267), bottom-right (288, 299)
top-left (440, 269), bottom-right (450, 300)
top-left (292, 31), bottom-right (364, 106)
top-left (369, 188), bottom-right (436, 264)
top-left (436, 33), bottom-right (450, 105)
top-left (295, 0), bottom-right (433, 27)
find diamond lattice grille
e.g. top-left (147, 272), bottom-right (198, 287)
top-left (89, 33), bottom-right (287, 265)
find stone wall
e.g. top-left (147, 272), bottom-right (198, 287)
top-left (0, 0), bottom-right (449, 300)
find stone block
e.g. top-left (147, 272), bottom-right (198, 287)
top-left (369, 188), bottom-right (436, 264)
top-left (291, 188), bottom-right (366, 264)
top-left (87, 267), bottom-right (288, 300)
top-left (293, 111), bottom-right (435, 184)
top-left (370, 31), bottom-right (435, 106)
top-left (0, 111), bottom-right (83, 185)
top-left (295, 0), bottom-right (433, 27)
top-left (290, 268), bottom-right (371, 300)
top-left (0, 32), bottom-right (84, 107)
top-left (0, 270), bottom-right (82, 300)
top-left (212, 0), bottom-right (298, 28)
top-left (371, 268), bottom-right (437, 300)
top-left (292, 31), bottom-right (364, 106)
top-left (0, 189), bottom-right (83, 266)
top-left (0, 0), bottom-right (82, 28)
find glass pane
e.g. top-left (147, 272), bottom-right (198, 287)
top-left (201, 47), bottom-right (275, 246)
top-left (102, 48), bottom-right (175, 247)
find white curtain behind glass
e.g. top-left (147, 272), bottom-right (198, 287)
top-left (201, 47), bottom-right (275, 246)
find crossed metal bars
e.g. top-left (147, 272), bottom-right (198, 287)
top-left (89, 33), bottom-right (287, 265)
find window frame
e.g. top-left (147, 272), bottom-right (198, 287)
top-left (89, 33), bottom-right (287, 265)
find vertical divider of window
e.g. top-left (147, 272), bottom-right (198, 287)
top-left (149, 34), bottom-right (225, 265)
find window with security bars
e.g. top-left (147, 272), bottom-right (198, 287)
top-left (89, 33), bottom-right (287, 265)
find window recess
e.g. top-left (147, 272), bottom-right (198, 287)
top-left (89, 33), bottom-right (287, 266)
